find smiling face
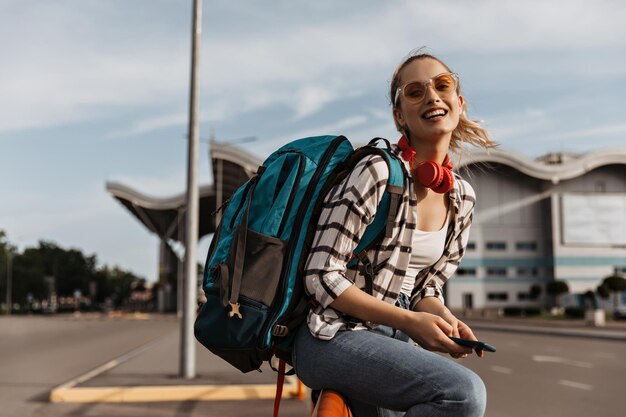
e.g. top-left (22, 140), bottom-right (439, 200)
top-left (393, 58), bottom-right (464, 148)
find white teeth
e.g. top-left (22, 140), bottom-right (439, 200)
top-left (423, 109), bottom-right (447, 119)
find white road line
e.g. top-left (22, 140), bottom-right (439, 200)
top-left (593, 352), bottom-right (617, 360)
top-left (52, 334), bottom-right (170, 391)
top-left (532, 355), bottom-right (592, 369)
top-left (490, 366), bottom-right (512, 374)
top-left (558, 380), bottom-right (593, 391)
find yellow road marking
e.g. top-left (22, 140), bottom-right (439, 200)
top-left (50, 383), bottom-right (302, 403)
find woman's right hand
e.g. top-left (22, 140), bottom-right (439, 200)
top-left (401, 311), bottom-right (473, 355)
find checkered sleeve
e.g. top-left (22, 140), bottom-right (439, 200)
top-left (303, 155), bottom-right (390, 308)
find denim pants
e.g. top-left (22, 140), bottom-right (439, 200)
top-left (292, 295), bottom-right (486, 417)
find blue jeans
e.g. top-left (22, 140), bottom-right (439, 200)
top-left (292, 295), bottom-right (486, 417)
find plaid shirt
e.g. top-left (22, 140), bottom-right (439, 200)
top-left (303, 144), bottom-right (476, 340)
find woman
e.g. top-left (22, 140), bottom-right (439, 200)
top-left (292, 49), bottom-right (496, 417)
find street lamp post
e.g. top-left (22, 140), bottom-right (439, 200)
top-left (180, 0), bottom-right (202, 379)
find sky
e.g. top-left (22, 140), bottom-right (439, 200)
top-left (2, 0), bottom-right (626, 282)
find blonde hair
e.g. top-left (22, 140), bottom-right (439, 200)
top-left (389, 49), bottom-right (497, 152)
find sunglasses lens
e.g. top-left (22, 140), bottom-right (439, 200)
top-left (433, 74), bottom-right (457, 94)
top-left (403, 82), bottom-right (427, 103)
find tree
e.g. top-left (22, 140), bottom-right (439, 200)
top-left (583, 290), bottom-right (598, 310)
top-left (10, 241), bottom-right (98, 307)
top-left (0, 231), bottom-right (18, 311)
top-left (105, 266), bottom-right (144, 309)
top-left (529, 284), bottom-right (542, 301)
top-left (546, 280), bottom-right (569, 308)
top-left (1, 234), bottom-right (149, 311)
top-left (597, 283), bottom-right (611, 300)
top-left (601, 275), bottom-right (626, 310)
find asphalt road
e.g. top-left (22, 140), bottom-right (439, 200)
top-left (1, 315), bottom-right (624, 417)
top-left (0, 314), bottom-right (178, 417)
top-left (461, 328), bottom-right (625, 417)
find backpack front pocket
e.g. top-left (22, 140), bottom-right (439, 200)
top-left (225, 226), bottom-right (287, 308)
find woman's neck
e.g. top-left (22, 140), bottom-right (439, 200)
top-left (408, 134), bottom-right (451, 165)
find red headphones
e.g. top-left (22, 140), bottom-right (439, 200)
top-left (398, 135), bottom-right (454, 194)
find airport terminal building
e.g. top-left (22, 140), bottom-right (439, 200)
top-left (451, 149), bottom-right (626, 310)
top-left (107, 142), bottom-right (626, 311)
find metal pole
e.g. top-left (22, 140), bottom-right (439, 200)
top-left (216, 158), bottom-right (223, 225)
top-left (5, 251), bottom-right (11, 315)
top-left (180, 0), bottom-right (202, 379)
top-left (177, 214), bottom-right (184, 319)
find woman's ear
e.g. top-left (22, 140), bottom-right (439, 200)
top-left (393, 107), bottom-right (405, 128)
top-left (458, 95), bottom-right (465, 114)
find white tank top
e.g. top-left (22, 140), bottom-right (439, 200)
top-left (401, 209), bottom-right (450, 297)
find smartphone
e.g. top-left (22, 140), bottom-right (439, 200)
top-left (449, 336), bottom-right (496, 352)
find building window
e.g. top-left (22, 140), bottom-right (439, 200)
top-left (614, 266), bottom-right (626, 276)
top-left (486, 267), bottom-right (507, 277)
top-left (516, 267), bottom-right (539, 277)
top-left (486, 241), bottom-right (506, 251)
top-left (457, 268), bottom-right (477, 277)
top-left (487, 292), bottom-right (509, 301)
top-left (466, 241), bottom-right (476, 250)
top-left (516, 241), bottom-right (537, 251)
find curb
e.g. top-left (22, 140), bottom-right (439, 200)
top-left (49, 334), bottom-right (305, 404)
top-left (467, 321), bottom-right (626, 341)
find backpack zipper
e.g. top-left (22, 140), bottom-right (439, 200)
top-left (276, 152), bottom-right (306, 238)
top-left (229, 176), bottom-right (258, 230)
top-left (206, 287), bottom-right (266, 310)
top-left (259, 135), bottom-right (347, 348)
top-left (211, 197), bottom-right (231, 216)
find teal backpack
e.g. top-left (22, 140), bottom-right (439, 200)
top-left (194, 135), bottom-right (406, 373)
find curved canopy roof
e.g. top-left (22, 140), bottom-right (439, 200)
top-left (459, 148), bottom-right (626, 184)
top-left (106, 142), bottom-right (262, 242)
top-left (106, 182), bottom-right (216, 241)
top-left (107, 142), bottom-right (626, 241)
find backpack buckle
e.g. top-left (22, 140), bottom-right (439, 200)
top-left (272, 325), bottom-right (289, 337)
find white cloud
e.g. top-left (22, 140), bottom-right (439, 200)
top-left (108, 171), bottom-right (188, 197)
top-left (537, 123), bottom-right (626, 142)
top-left (404, 0), bottom-right (626, 52)
top-left (106, 112), bottom-right (189, 139)
top-left (4, 0), bottom-right (625, 135)
top-left (0, 2), bottom-right (190, 133)
top-left (2, 187), bottom-right (116, 242)
top-left (290, 115), bottom-right (368, 138)
top-left (488, 107), bottom-right (552, 141)
top-left (294, 85), bottom-right (338, 119)
top-left (254, 115), bottom-right (371, 153)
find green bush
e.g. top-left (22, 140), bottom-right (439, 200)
top-left (524, 307), bottom-right (542, 317)
top-left (503, 307), bottom-right (523, 317)
top-left (564, 306), bottom-right (585, 319)
top-left (503, 307), bottom-right (542, 317)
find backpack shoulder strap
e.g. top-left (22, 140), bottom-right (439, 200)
top-left (351, 140), bottom-right (405, 256)
top-left (346, 140), bottom-right (406, 295)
